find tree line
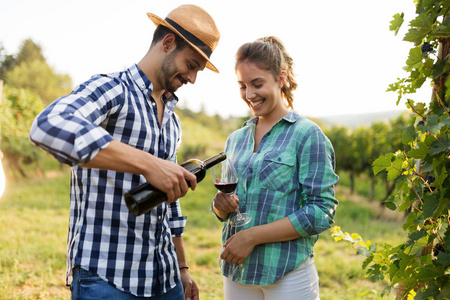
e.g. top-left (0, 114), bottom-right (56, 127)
top-left (324, 112), bottom-right (411, 202)
top-left (0, 38), bottom-right (248, 178)
top-left (0, 38), bottom-right (412, 193)
top-left (0, 39), bottom-right (72, 177)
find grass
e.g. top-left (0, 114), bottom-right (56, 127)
top-left (0, 165), bottom-right (407, 299)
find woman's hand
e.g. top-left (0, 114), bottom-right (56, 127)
top-left (220, 229), bottom-right (256, 265)
top-left (213, 192), bottom-right (239, 213)
top-left (220, 217), bottom-right (303, 265)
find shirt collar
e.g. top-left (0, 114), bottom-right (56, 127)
top-left (243, 110), bottom-right (301, 127)
top-left (283, 110), bottom-right (301, 123)
top-left (129, 64), bottom-right (152, 94)
top-left (127, 64), bottom-right (179, 105)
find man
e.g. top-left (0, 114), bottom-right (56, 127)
top-left (29, 4), bottom-right (220, 300)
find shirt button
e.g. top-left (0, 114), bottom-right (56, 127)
top-left (152, 102), bottom-right (156, 106)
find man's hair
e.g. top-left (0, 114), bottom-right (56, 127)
top-left (151, 25), bottom-right (189, 51)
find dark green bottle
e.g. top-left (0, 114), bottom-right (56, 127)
top-left (124, 152), bottom-right (226, 216)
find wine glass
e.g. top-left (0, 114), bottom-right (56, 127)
top-left (211, 160), bottom-right (251, 227)
top-left (212, 159), bottom-right (251, 280)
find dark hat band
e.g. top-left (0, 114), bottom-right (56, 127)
top-left (165, 17), bottom-right (212, 58)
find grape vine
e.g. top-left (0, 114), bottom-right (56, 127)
top-left (331, 1), bottom-right (449, 299)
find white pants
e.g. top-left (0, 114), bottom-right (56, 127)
top-left (223, 257), bottom-right (320, 300)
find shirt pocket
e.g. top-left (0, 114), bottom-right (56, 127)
top-left (259, 151), bottom-right (296, 192)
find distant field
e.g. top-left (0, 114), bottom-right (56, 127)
top-left (0, 169), bottom-right (405, 299)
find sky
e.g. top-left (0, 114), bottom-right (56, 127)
top-left (0, 0), bottom-right (431, 118)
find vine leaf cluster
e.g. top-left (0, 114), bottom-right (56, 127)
top-left (332, 1), bottom-right (449, 299)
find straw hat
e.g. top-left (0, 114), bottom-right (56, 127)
top-left (148, 5), bottom-right (220, 73)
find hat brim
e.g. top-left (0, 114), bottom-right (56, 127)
top-left (147, 13), bottom-right (219, 73)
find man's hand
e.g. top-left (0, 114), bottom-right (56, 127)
top-left (180, 268), bottom-right (199, 300)
top-left (142, 156), bottom-right (197, 203)
top-left (80, 140), bottom-right (197, 203)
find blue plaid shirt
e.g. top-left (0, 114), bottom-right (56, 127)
top-left (216, 111), bottom-right (339, 285)
top-left (29, 64), bottom-right (186, 297)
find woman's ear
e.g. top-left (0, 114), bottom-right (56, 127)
top-left (279, 70), bottom-right (287, 88)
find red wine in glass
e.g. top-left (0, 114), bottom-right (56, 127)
top-left (214, 182), bottom-right (238, 194)
top-left (211, 160), bottom-right (251, 227)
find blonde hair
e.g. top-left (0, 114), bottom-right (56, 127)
top-left (235, 36), bottom-right (297, 110)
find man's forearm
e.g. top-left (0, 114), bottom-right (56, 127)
top-left (80, 140), bottom-right (154, 174)
top-left (81, 140), bottom-right (196, 202)
top-left (173, 236), bottom-right (188, 268)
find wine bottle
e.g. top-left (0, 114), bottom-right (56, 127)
top-left (124, 152), bottom-right (226, 216)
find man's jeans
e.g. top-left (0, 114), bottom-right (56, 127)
top-left (71, 266), bottom-right (184, 300)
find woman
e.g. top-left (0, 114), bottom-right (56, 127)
top-left (211, 36), bottom-right (339, 300)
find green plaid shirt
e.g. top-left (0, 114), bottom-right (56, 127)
top-left (217, 111), bottom-right (339, 285)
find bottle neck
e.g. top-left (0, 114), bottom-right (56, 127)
top-left (204, 152), bottom-right (226, 169)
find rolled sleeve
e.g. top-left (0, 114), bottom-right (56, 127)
top-left (290, 129), bottom-right (339, 238)
top-left (168, 201), bottom-right (187, 237)
top-left (29, 76), bottom-right (124, 165)
top-left (288, 195), bottom-right (337, 238)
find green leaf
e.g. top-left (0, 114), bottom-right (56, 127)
top-left (441, 114), bottom-right (450, 127)
top-left (432, 57), bottom-right (448, 79)
top-left (362, 255), bottom-right (374, 270)
top-left (429, 138), bottom-right (450, 155)
top-left (403, 13), bottom-right (433, 45)
top-left (398, 251), bottom-right (416, 272)
top-left (420, 0), bottom-right (436, 8)
top-left (373, 153), bottom-right (403, 180)
top-left (367, 264), bottom-right (386, 282)
top-left (356, 247), bottom-right (371, 257)
top-left (407, 142), bottom-right (429, 159)
top-left (388, 159), bottom-right (403, 181)
top-left (430, 25), bottom-right (450, 37)
top-left (411, 76), bottom-right (427, 89)
top-left (405, 100), bottom-right (427, 116)
top-left (390, 13), bottom-right (404, 35)
top-left (404, 28), bottom-right (427, 45)
top-left (409, 12), bottom-right (433, 31)
top-left (406, 236), bottom-right (428, 256)
top-left (422, 58), bottom-right (434, 77)
top-left (384, 200), bottom-right (397, 211)
top-left (430, 16), bottom-right (450, 38)
top-left (435, 188), bottom-right (449, 218)
top-left (425, 114), bottom-right (444, 135)
top-left (433, 161), bottom-right (448, 188)
top-left (416, 285), bottom-right (441, 300)
top-left (373, 156), bottom-right (390, 175)
top-left (403, 211), bottom-right (422, 231)
top-left (415, 265), bottom-right (444, 280)
top-left (403, 124), bottom-right (417, 144)
top-left (422, 193), bottom-right (439, 219)
top-left (436, 252), bottom-right (450, 268)
top-left (409, 231), bottom-right (425, 241)
top-left (404, 47), bottom-right (423, 71)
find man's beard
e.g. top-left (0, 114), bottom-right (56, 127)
top-left (161, 51), bottom-right (179, 94)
